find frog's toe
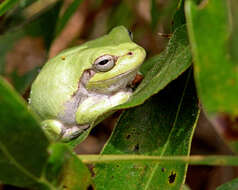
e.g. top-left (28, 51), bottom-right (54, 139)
top-left (61, 124), bottom-right (89, 142)
top-left (41, 120), bottom-right (64, 141)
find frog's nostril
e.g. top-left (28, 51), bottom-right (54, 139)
top-left (128, 52), bottom-right (133, 55)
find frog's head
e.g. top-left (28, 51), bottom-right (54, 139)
top-left (84, 26), bottom-right (146, 94)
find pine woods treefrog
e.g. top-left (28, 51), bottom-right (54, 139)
top-left (29, 26), bottom-right (146, 141)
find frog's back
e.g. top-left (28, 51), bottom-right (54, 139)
top-left (29, 45), bottom-right (88, 120)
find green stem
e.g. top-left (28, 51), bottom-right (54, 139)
top-left (78, 154), bottom-right (238, 166)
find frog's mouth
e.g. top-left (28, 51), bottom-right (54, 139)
top-left (83, 68), bottom-right (140, 94)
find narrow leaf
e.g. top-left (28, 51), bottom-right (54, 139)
top-left (228, 0), bottom-right (238, 64)
top-left (93, 70), bottom-right (199, 190)
top-left (0, 76), bottom-right (50, 189)
top-left (217, 178), bottom-right (238, 190)
top-left (185, 0), bottom-right (238, 154)
top-left (185, 0), bottom-right (238, 115)
top-left (171, 0), bottom-right (186, 32)
top-left (0, 0), bottom-right (19, 16)
top-left (150, 0), bottom-right (160, 30)
top-left (10, 67), bottom-right (40, 94)
top-left (55, 0), bottom-right (84, 36)
top-left (108, 2), bottom-right (134, 29)
top-left (46, 143), bottom-right (93, 190)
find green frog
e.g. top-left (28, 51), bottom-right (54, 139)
top-left (29, 26), bottom-right (146, 141)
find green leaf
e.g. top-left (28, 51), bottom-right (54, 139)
top-left (0, 0), bottom-right (19, 16)
top-left (149, 0), bottom-right (181, 32)
top-left (1, 0), bottom-right (60, 37)
top-left (139, 53), bottom-right (165, 77)
top-left (55, 0), bottom-right (84, 36)
top-left (228, 0), bottom-right (238, 64)
top-left (171, 0), bottom-right (186, 32)
top-left (217, 178), bottom-right (238, 190)
top-left (0, 78), bottom-right (92, 189)
top-left (23, 2), bottom-right (61, 48)
top-left (0, 1), bottom-right (60, 87)
top-left (0, 76), bottom-right (51, 189)
top-left (10, 67), bottom-right (40, 94)
top-left (0, 31), bottom-right (24, 74)
top-left (93, 70), bottom-right (199, 190)
top-left (117, 24), bottom-right (192, 109)
top-left (150, 0), bottom-right (160, 30)
top-left (108, 2), bottom-right (134, 30)
top-left (46, 143), bottom-right (93, 190)
top-left (185, 0), bottom-right (238, 115)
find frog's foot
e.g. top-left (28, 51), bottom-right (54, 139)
top-left (61, 125), bottom-right (89, 142)
top-left (41, 120), bottom-right (89, 142)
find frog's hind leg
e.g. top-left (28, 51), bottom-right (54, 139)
top-left (41, 119), bottom-right (64, 141)
top-left (41, 119), bottom-right (89, 142)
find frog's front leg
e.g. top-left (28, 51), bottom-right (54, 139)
top-left (41, 119), bottom-right (89, 141)
top-left (75, 91), bottom-right (132, 125)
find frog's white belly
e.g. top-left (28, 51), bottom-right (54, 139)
top-left (58, 68), bottom-right (137, 127)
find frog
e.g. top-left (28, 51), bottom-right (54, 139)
top-left (29, 26), bottom-right (146, 142)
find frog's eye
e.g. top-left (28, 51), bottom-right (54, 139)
top-left (93, 55), bottom-right (116, 72)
